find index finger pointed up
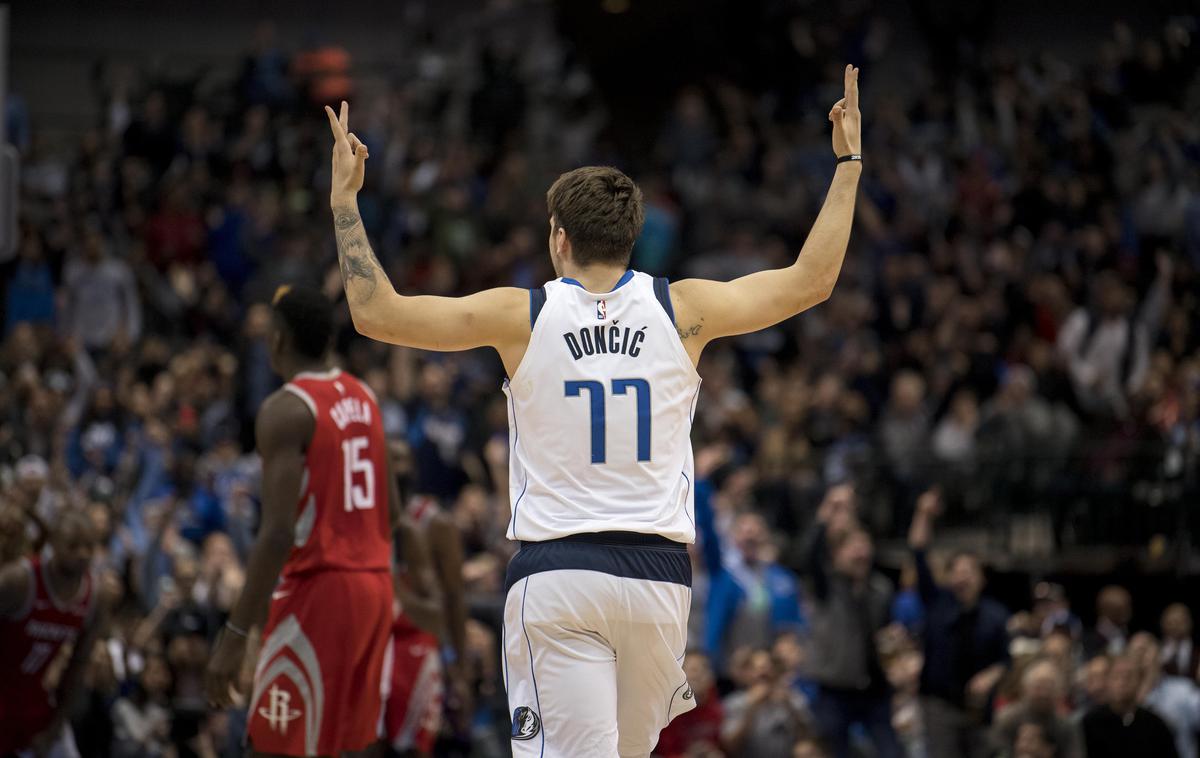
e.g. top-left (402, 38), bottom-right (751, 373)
top-left (324, 105), bottom-right (347, 142)
top-left (845, 65), bottom-right (860, 110)
top-left (339, 100), bottom-right (349, 133)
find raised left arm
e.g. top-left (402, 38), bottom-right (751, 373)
top-left (670, 65), bottom-right (862, 364)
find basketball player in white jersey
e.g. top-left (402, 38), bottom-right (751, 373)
top-left (324, 64), bottom-right (862, 758)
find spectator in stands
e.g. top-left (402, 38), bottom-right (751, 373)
top-left (909, 491), bottom-right (1010, 758)
top-left (111, 653), bottom-right (173, 758)
top-left (1056, 256), bottom-right (1170, 419)
top-left (1032, 583), bottom-right (1081, 641)
top-left (1129, 632), bottom-right (1200, 758)
top-left (990, 658), bottom-right (1083, 758)
top-left (800, 493), bottom-right (901, 757)
top-left (698, 476), bottom-right (805, 676)
top-left (654, 650), bottom-right (724, 758)
top-left (1011, 719), bottom-right (1064, 758)
top-left (721, 648), bottom-right (813, 757)
top-left (1083, 586), bottom-right (1133, 658)
top-left (1081, 654), bottom-right (1179, 758)
top-left (5, 230), bottom-right (56, 334)
top-left (891, 558), bottom-right (925, 636)
top-left (792, 737), bottom-right (830, 758)
top-left (879, 369), bottom-right (930, 494)
top-left (407, 362), bottom-right (469, 499)
top-left (61, 219), bottom-right (141, 357)
top-left (1072, 656), bottom-right (1111, 722)
top-left (1160, 604), bottom-right (1199, 680)
top-left (975, 366), bottom-right (1079, 504)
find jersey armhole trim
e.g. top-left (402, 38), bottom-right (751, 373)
top-left (653, 277), bottom-right (675, 325)
top-left (354, 376), bottom-right (379, 405)
top-left (529, 286), bottom-right (548, 329)
top-left (282, 383), bottom-right (318, 419)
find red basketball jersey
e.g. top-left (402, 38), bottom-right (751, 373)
top-left (0, 555), bottom-right (95, 752)
top-left (280, 368), bottom-right (391, 577)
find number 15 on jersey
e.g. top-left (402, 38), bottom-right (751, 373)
top-left (342, 436), bottom-right (375, 511)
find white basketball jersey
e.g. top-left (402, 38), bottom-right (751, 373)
top-left (503, 270), bottom-right (701, 543)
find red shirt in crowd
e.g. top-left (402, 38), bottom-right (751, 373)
top-left (654, 686), bottom-right (724, 757)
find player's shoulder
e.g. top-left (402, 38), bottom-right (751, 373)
top-left (0, 556), bottom-right (35, 620)
top-left (337, 370), bottom-right (378, 404)
top-left (263, 384), bottom-right (315, 417)
top-left (256, 387), bottom-right (317, 449)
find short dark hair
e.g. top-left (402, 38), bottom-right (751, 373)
top-left (547, 166), bottom-right (644, 267)
top-left (272, 284), bottom-right (334, 360)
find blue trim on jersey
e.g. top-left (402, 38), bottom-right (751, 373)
top-left (680, 471), bottom-right (695, 529)
top-left (511, 480), bottom-right (529, 538)
top-left (559, 269), bottom-right (634, 291)
top-left (520, 577), bottom-right (545, 757)
top-left (528, 286), bottom-right (548, 328)
top-left (507, 389), bottom-right (529, 539)
top-left (665, 681), bottom-right (688, 722)
top-left (688, 381), bottom-right (702, 424)
top-left (501, 619), bottom-right (510, 694)
top-left (653, 277), bottom-right (675, 325)
top-left (505, 532), bottom-right (692, 593)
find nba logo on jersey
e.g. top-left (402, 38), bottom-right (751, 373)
top-left (596, 299), bottom-right (607, 320)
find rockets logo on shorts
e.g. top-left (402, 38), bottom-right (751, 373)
top-left (511, 706), bottom-right (541, 741)
top-left (259, 684), bottom-right (303, 734)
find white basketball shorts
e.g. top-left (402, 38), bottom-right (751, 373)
top-left (502, 533), bottom-right (695, 758)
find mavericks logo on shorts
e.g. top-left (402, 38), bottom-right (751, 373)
top-left (511, 706), bottom-right (541, 741)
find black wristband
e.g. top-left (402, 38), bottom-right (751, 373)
top-left (837, 154), bottom-right (863, 164)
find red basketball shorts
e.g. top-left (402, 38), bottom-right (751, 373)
top-left (384, 618), bottom-right (444, 754)
top-left (248, 570), bottom-right (393, 756)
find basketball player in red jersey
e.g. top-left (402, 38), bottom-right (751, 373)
top-left (383, 451), bottom-right (468, 757)
top-left (0, 510), bottom-right (102, 756)
top-left (206, 285), bottom-right (416, 757)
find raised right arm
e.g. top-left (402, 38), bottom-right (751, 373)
top-left (324, 104), bottom-right (527, 359)
top-left (909, 490), bottom-right (942, 603)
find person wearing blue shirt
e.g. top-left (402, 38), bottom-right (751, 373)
top-left (5, 235), bottom-right (56, 333)
top-left (695, 477), bottom-right (806, 677)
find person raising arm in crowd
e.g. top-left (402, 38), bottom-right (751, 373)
top-left (909, 490), bottom-right (1010, 758)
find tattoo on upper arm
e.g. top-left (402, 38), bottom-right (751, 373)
top-left (676, 323), bottom-right (703, 340)
top-left (332, 206), bottom-right (383, 305)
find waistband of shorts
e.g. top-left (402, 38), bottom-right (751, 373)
top-left (520, 531), bottom-right (688, 550)
top-left (506, 531), bottom-right (691, 593)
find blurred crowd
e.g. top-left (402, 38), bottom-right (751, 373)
top-left (4, 0), bottom-right (1200, 756)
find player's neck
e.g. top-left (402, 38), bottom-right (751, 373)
top-left (279, 357), bottom-right (330, 382)
top-left (560, 263), bottom-right (629, 294)
top-left (45, 558), bottom-right (83, 601)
